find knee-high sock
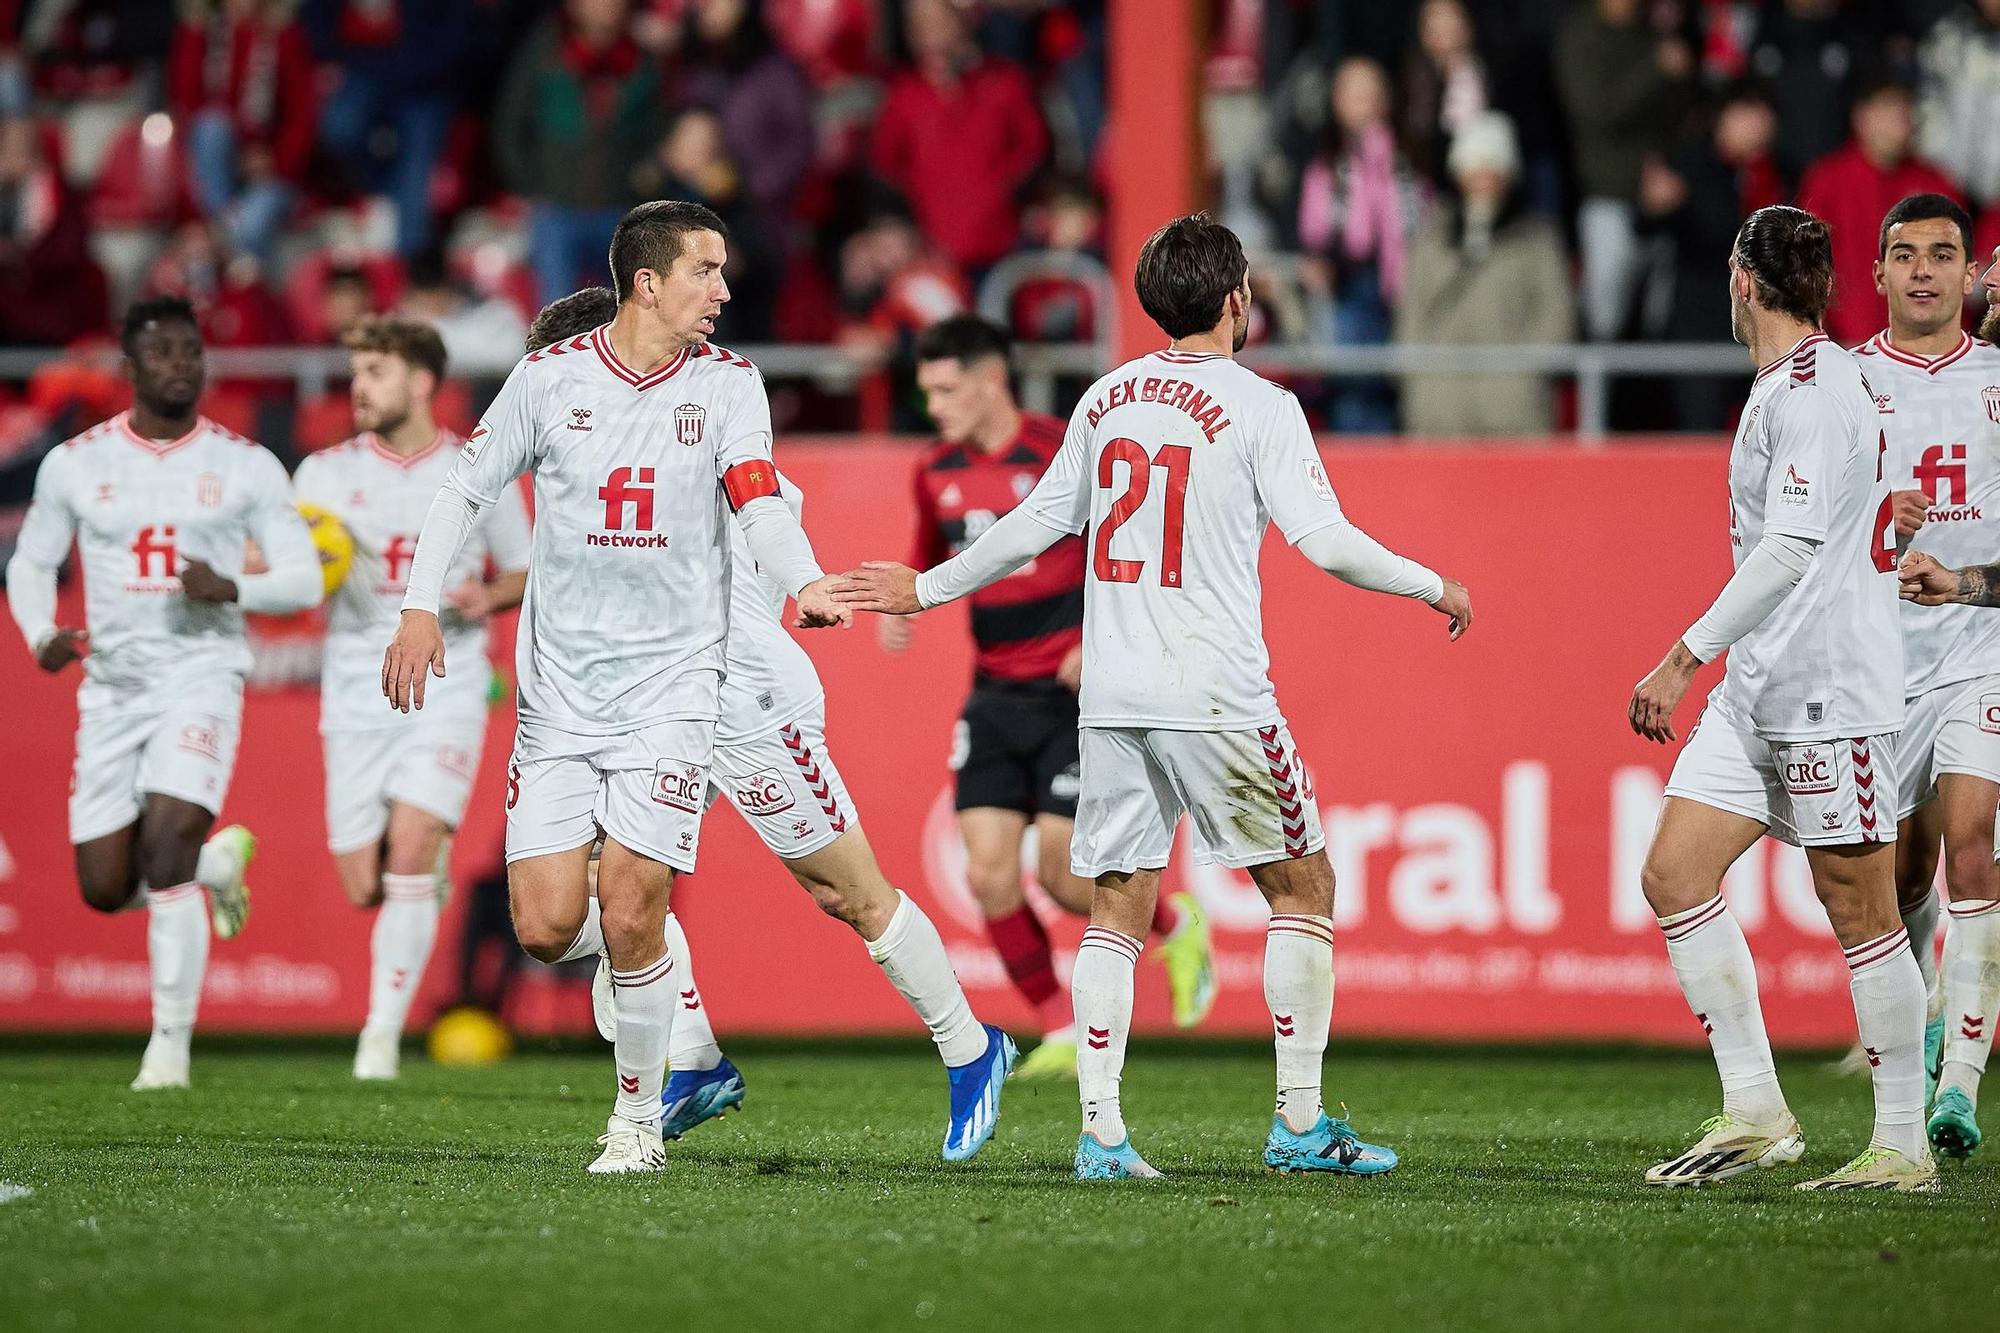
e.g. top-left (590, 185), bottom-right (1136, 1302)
top-left (146, 882), bottom-right (209, 1054)
top-left (1266, 914), bottom-right (1335, 1133)
top-left (1657, 895), bottom-right (1787, 1123)
top-left (556, 897), bottom-right (603, 963)
top-left (1845, 927), bottom-right (1927, 1158)
top-left (866, 891), bottom-right (987, 1067)
top-left (364, 873), bottom-right (440, 1039)
top-left (1073, 926), bottom-right (1141, 1143)
top-left (610, 947), bottom-right (675, 1125)
top-left (1902, 888), bottom-right (1940, 998)
top-left (661, 911), bottom-right (722, 1072)
top-left (1940, 898), bottom-right (2000, 1106)
top-left (986, 905), bottom-right (1072, 1038)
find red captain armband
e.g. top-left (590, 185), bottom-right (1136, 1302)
top-left (722, 461), bottom-right (780, 512)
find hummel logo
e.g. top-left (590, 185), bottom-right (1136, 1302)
top-left (568, 408), bottom-right (593, 432)
top-left (1275, 1013), bottom-right (1296, 1038)
top-left (1863, 1045), bottom-right (1882, 1068)
top-left (1965, 1014), bottom-right (1986, 1040)
top-left (1086, 1025), bottom-right (1111, 1050)
top-left (619, 1074), bottom-right (640, 1094)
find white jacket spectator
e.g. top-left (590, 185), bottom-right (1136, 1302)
top-left (1918, 2), bottom-right (2000, 207)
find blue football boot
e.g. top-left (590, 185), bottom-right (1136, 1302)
top-left (1264, 1112), bottom-right (1399, 1175)
top-left (1074, 1133), bottom-right (1163, 1180)
top-left (942, 1025), bottom-right (1017, 1161)
top-left (659, 1058), bottom-right (746, 1140)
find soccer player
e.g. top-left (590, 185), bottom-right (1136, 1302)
top-left (836, 214), bottom-right (1471, 1180)
top-left (5, 296), bottom-right (322, 1089)
top-left (1628, 205), bottom-right (1933, 1192)
top-left (526, 287), bottom-right (1016, 1158)
top-left (294, 317), bottom-right (532, 1081)
top-left (889, 315), bottom-right (1216, 1079)
top-left (1888, 236), bottom-right (2000, 1160)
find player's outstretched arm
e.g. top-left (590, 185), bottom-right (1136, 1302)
top-left (837, 502), bottom-right (1070, 615)
top-left (733, 492), bottom-right (851, 629)
top-left (1900, 550), bottom-right (2000, 606)
top-left (1292, 522), bottom-right (1470, 639)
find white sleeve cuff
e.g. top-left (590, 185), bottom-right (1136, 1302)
top-left (1292, 521), bottom-right (1445, 603)
top-left (402, 478), bottom-right (483, 615)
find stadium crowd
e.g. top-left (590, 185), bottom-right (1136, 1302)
top-left (2, 0), bottom-right (1999, 441)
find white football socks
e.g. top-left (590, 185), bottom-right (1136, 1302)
top-left (1657, 894), bottom-right (1787, 1124)
top-left (1901, 888), bottom-right (1940, 996)
top-left (1844, 927), bottom-right (1928, 1159)
top-left (1073, 926), bottom-right (1141, 1145)
top-left (1939, 898), bottom-right (2000, 1106)
top-left (557, 897), bottom-right (604, 963)
top-left (661, 911), bottom-right (722, 1073)
top-left (865, 890), bottom-right (987, 1068)
top-left (363, 873), bottom-right (439, 1041)
top-left (145, 882), bottom-right (209, 1059)
top-left (1267, 914), bottom-right (1334, 1133)
top-left (609, 947), bottom-right (676, 1125)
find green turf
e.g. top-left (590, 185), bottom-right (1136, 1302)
top-left (1, 1040), bottom-right (1994, 1331)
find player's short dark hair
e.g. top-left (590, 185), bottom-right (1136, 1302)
top-left (342, 316), bottom-right (448, 382)
top-left (120, 295), bottom-right (199, 357)
top-left (914, 315), bottom-right (1012, 369)
top-left (528, 287), bottom-right (618, 352)
top-left (1732, 205), bottom-right (1834, 326)
top-left (1879, 193), bottom-right (1974, 258)
top-left (1133, 213), bottom-right (1249, 339)
top-left (1852, 76), bottom-right (1914, 110)
top-left (608, 200), bottom-right (728, 302)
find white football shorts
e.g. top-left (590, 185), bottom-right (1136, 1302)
top-left (708, 706), bottom-right (855, 861)
top-left (70, 673), bottom-right (244, 844)
top-left (1666, 703), bottom-right (1898, 847)
top-left (1070, 718), bottom-right (1326, 877)
top-left (1892, 673), bottom-right (2000, 820)
top-left (505, 717), bottom-right (716, 873)
top-left (322, 717), bottom-right (487, 853)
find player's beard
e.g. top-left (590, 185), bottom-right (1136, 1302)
top-left (1727, 291), bottom-right (1748, 347)
top-left (1980, 299), bottom-right (2000, 344)
top-left (1232, 311), bottom-right (1249, 353)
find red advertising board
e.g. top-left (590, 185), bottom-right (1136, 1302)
top-left (0, 441), bottom-right (1874, 1045)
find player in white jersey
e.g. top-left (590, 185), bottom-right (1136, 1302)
top-left (1627, 205), bottom-right (1934, 1192)
top-left (1890, 236), bottom-right (2000, 1160)
top-left (294, 318), bottom-right (532, 1081)
top-left (525, 289), bottom-right (1014, 1161)
top-left (838, 214), bottom-right (1472, 1180)
top-left (5, 297), bottom-right (321, 1089)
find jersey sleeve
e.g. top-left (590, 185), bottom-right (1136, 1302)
top-left (1019, 405), bottom-right (1094, 536)
top-left (477, 478), bottom-right (534, 573)
top-left (290, 451), bottom-right (327, 507)
top-left (235, 448), bottom-right (323, 612)
top-left (451, 360), bottom-right (542, 507)
top-left (13, 446), bottom-right (77, 570)
top-left (1759, 386), bottom-right (1840, 543)
top-left (716, 368), bottom-right (781, 511)
top-left (1253, 390), bottom-right (1346, 544)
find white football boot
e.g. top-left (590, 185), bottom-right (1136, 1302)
top-left (1645, 1111), bottom-right (1804, 1185)
top-left (130, 1031), bottom-right (191, 1091)
top-left (1796, 1145), bottom-right (1939, 1193)
top-left (587, 1115), bottom-right (667, 1174)
top-left (353, 1028), bottom-right (401, 1081)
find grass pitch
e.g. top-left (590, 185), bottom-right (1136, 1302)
top-left (1, 1038), bottom-right (1995, 1332)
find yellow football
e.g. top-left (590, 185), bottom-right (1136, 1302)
top-left (297, 502), bottom-right (355, 597)
top-left (427, 1005), bottom-right (514, 1067)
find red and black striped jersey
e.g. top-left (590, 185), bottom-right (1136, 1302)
top-left (910, 412), bottom-right (1084, 681)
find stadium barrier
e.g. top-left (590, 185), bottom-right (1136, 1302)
top-left (0, 440), bottom-right (1879, 1046)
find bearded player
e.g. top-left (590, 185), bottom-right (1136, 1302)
top-left (839, 214), bottom-right (1471, 1180)
top-left (6, 296), bottom-right (322, 1089)
top-left (294, 317), bottom-right (531, 1080)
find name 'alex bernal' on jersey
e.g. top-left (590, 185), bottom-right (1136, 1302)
top-left (437, 328), bottom-right (781, 735)
top-left (1711, 333), bottom-right (1903, 741)
top-left (294, 430), bottom-right (533, 734)
top-left (1853, 330), bottom-right (2000, 698)
top-left (912, 412), bottom-right (1084, 680)
top-left (1016, 349), bottom-right (1354, 731)
top-left (14, 412), bottom-right (317, 688)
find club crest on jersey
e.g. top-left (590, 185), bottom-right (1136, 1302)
top-left (567, 408), bottom-right (593, 432)
top-left (651, 759), bottom-right (704, 813)
top-left (675, 403), bottom-right (706, 446)
top-left (196, 473), bottom-right (222, 507)
top-left (1985, 385), bottom-right (2000, 424)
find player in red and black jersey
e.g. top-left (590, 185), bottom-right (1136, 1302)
top-left (883, 316), bottom-right (1215, 1078)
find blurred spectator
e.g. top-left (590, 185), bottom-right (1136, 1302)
top-left (305, 0), bottom-right (478, 258)
top-left (1554, 0), bottom-right (1693, 340)
top-left (320, 264), bottom-right (377, 345)
top-left (1396, 112), bottom-right (1573, 437)
top-left (761, 0), bottom-right (876, 86)
top-left (166, 0), bottom-right (316, 268)
top-left (631, 105), bottom-right (780, 340)
top-left (26, 0), bottom-right (177, 100)
top-left (145, 221), bottom-right (293, 349)
top-left (1798, 79), bottom-right (1961, 347)
top-left (1401, 0), bottom-right (1490, 190)
top-left (665, 0), bottom-right (813, 220)
top-left (399, 249), bottom-right (528, 374)
top-left (1749, 0), bottom-right (1861, 185)
top-left (495, 0), bottom-right (664, 303)
top-left (837, 204), bottom-right (968, 430)
top-left (1008, 173), bottom-right (1104, 344)
top-left (0, 116), bottom-right (108, 345)
top-left (870, 0), bottom-right (1047, 274)
top-left (1296, 56), bottom-right (1423, 433)
top-left (1916, 0), bottom-right (2000, 210)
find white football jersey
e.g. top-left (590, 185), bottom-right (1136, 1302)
top-left (1018, 349), bottom-right (1347, 730)
top-left (295, 430), bottom-right (532, 733)
top-left (1853, 331), bottom-right (2000, 698)
top-left (717, 471), bottom-right (822, 745)
top-left (434, 329), bottom-right (778, 735)
top-left (13, 412), bottom-right (315, 688)
top-left (1710, 334), bottom-right (1903, 740)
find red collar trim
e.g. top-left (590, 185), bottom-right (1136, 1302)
top-left (1868, 329), bottom-right (1972, 374)
top-left (592, 325), bottom-right (691, 390)
top-left (1755, 333), bottom-right (1829, 382)
top-left (368, 429), bottom-right (449, 468)
top-left (118, 412), bottom-right (206, 457)
top-left (1155, 348), bottom-right (1222, 364)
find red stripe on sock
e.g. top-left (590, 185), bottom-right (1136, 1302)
top-left (1843, 928), bottom-right (1909, 973)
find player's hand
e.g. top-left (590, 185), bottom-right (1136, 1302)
top-left (831, 561), bottom-right (921, 615)
top-left (383, 609), bottom-right (446, 712)
top-left (1890, 488), bottom-right (1933, 539)
top-left (1432, 579), bottom-right (1472, 640)
top-left (34, 627), bottom-right (87, 673)
top-left (177, 557), bottom-right (238, 603)
top-left (793, 575), bottom-right (853, 630)
top-left (1899, 549), bottom-right (1961, 605)
top-left (876, 615), bottom-right (913, 653)
top-left (1628, 642), bottom-right (1700, 744)
top-left (445, 578), bottom-right (494, 623)
top-left (1057, 644), bottom-right (1084, 692)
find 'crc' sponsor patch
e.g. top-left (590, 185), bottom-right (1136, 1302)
top-left (1779, 744), bottom-right (1838, 797)
top-left (651, 759), bottom-right (705, 812)
top-left (732, 768), bottom-right (796, 817)
top-left (1981, 693), bottom-right (2000, 736)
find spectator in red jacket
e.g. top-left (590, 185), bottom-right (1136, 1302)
top-left (0, 116), bottom-right (108, 346)
top-left (1798, 79), bottom-right (1963, 347)
top-left (167, 0), bottom-right (316, 268)
top-left (870, 0), bottom-right (1047, 274)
